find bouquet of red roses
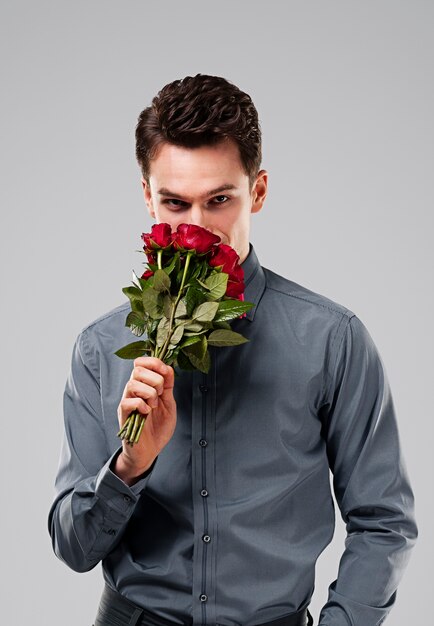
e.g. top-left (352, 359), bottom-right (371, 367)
top-left (114, 223), bottom-right (254, 446)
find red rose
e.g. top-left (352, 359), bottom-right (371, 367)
top-left (209, 243), bottom-right (245, 299)
top-left (144, 250), bottom-right (158, 265)
top-left (172, 223), bottom-right (221, 255)
top-left (141, 269), bottom-right (154, 280)
top-left (226, 277), bottom-right (245, 298)
top-left (225, 263), bottom-right (244, 298)
top-left (141, 223), bottom-right (173, 252)
top-left (208, 243), bottom-right (240, 275)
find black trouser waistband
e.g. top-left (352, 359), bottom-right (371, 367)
top-left (94, 583), bottom-right (313, 626)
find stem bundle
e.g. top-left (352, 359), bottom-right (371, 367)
top-left (117, 411), bottom-right (146, 446)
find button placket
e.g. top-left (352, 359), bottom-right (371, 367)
top-left (192, 366), bottom-right (217, 625)
top-left (200, 378), bottom-right (211, 621)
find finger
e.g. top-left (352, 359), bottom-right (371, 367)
top-left (161, 364), bottom-right (175, 390)
top-left (125, 379), bottom-right (160, 408)
top-left (118, 397), bottom-right (151, 425)
top-left (131, 366), bottom-right (165, 396)
top-left (133, 356), bottom-right (168, 375)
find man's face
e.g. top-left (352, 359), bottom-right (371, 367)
top-left (141, 138), bottom-right (267, 263)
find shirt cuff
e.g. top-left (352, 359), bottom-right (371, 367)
top-left (95, 446), bottom-right (158, 510)
top-left (318, 584), bottom-right (391, 625)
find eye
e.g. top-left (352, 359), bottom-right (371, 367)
top-left (163, 196), bottom-right (230, 209)
top-left (211, 195), bottom-right (229, 204)
top-left (163, 199), bottom-right (187, 209)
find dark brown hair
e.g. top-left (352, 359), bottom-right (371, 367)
top-left (135, 73), bottom-right (262, 192)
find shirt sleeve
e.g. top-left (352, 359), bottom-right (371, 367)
top-left (317, 314), bottom-right (418, 626)
top-left (47, 328), bottom-right (158, 573)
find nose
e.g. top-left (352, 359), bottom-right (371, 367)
top-left (188, 205), bottom-right (212, 231)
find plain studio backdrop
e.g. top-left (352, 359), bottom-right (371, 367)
top-left (0, 2), bottom-right (432, 625)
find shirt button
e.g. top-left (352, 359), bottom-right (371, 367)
top-left (200, 489), bottom-right (208, 497)
top-left (199, 384), bottom-right (209, 392)
top-left (199, 438), bottom-right (208, 447)
top-left (202, 534), bottom-right (211, 543)
top-left (199, 594), bottom-right (208, 602)
top-left (123, 495), bottom-right (131, 503)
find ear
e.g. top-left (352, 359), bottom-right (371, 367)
top-left (141, 177), bottom-right (156, 219)
top-left (251, 170), bottom-right (268, 214)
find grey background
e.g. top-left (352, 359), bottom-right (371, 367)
top-left (1, 1), bottom-right (432, 624)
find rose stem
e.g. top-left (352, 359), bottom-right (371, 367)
top-left (130, 412), bottom-right (144, 442)
top-left (134, 417), bottom-right (145, 444)
top-left (125, 413), bottom-right (136, 442)
top-left (117, 416), bottom-right (130, 438)
top-left (157, 250), bottom-right (193, 362)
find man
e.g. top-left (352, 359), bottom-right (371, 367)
top-left (48, 74), bottom-right (417, 626)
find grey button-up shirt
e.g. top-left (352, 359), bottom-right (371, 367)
top-left (48, 242), bottom-right (417, 626)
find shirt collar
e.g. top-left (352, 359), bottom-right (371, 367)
top-left (239, 242), bottom-right (266, 322)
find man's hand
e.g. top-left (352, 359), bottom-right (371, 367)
top-left (114, 356), bottom-right (177, 485)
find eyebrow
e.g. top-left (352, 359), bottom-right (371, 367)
top-left (157, 184), bottom-right (238, 200)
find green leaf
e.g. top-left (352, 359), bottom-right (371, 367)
top-left (123, 285), bottom-right (145, 315)
top-left (192, 301), bottom-right (219, 323)
top-left (179, 335), bottom-right (202, 349)
top-left (163, 294), bottom-right (188, 320)
top-left (186, 348), bottom-right (211, 373)
top-left (183, 334), bottom-right (206, 358)
top-left (182, 335), bottom-right (210, 373)
top-left (142, 288), bottom-right (164, 319)
top-left (183, 328), bottom-right (208, 337)
top-left (207, 329), bottom-right (249, 347)
top-left (176, 267), bottom-right (184, 285)
top-left (174, 297), bottom-right (188, 318)
top-left (189, 262), bottom-right (202, 281)
top-left (213, 320), bottom-right (232, 330)
top-left (156, 316), bottom-right (170, 347)
top-left (125, 311), bottom-right (146, 337)
top-left (130, 296), bottom-right (145, 315)
top-left (185, 284), bottom-right (208, 317)
top-left (114, 340), bottom-right (152, 359)
top-left (131, 269), bottom-right (142, 288)
top-left (196, 278), bottom-right (210, 290)
top-left (168, 323), bottom-right (184, 348)
top-left (147, 317), bottom-right (160, 338)
top-left (162, 252), bottom-right (178, 275)
top-left (203, 272), bottom-right (229, 300)
top-left (177, 349), bottom-right (196, 371)
top-left (153, 268), bottom-right (171, 293)
top-left (164, 351), bottom-right (176, 366)
top-left (198, 261), bottom-right (211, 281)
top-left (214, 299), bottom-right (255, 322)
top-left (182, 320), bottom-right (205, 332)
top-left (137, 276), bottom-right (154, 290)
top-left (173, 253), bottom-right (182, 279)
top-left (122, 285), bottom-right (143, 302)
top-left (163, 294), bottom-right (173, 319)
